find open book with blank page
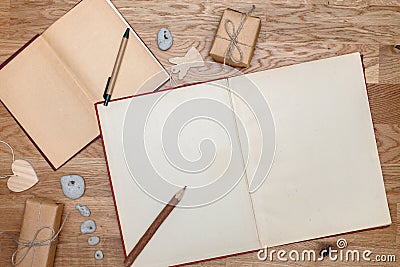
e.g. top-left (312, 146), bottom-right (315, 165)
top-left (0, 0), bottom-right (168, 169)
top-left (96, 53), bottom-right (391, 266)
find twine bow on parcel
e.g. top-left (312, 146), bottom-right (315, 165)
top-left (216, 5), bottom-right (256, 65)
top-left (0, 211), bottom-right (69, 266)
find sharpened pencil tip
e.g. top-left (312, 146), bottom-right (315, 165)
top-left (175, 186), bottom-right (187, 201)
top-left (123, 28), bottom-right (130, 39)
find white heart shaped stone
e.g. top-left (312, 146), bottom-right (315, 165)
top-left (7, 159), bottom-right (39, 192)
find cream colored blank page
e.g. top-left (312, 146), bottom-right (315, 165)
top-left (0, 37), bottom-right (97, 168)
top-left (231, 53), bottom-right (391, 247)
top-left (42, 0), bottom-right (167, 102)
top-left (97, 84), bottom-right (260, 267)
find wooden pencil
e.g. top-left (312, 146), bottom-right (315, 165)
top-left (124, 186), bottom-right (187, 267)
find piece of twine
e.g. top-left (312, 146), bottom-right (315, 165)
top-left (0, 140), bottom-right (15, 179)
top-left (215, 5), bottom-right (256, 65)
top-left (0, 201), bottom-right (69, 266)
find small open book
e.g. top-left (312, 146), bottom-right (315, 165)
top-left (96, 53), bottom-right (391, 266)
top-left (0, 0), bottom-right (168, 169)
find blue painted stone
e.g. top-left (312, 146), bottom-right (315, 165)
top-left (88, 236), bottom-right (100, 246)
top-left (61, 175), bottom-right (85, 200)
top-left (75, 204), bottom-right (90, 217)
top-left (94, 250), bottom-right (104, 260)
top-left (80, 219), bottom-right (96, 234)
top-left (157, 28), bottom-right (173, 51)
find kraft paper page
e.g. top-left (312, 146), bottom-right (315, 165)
top-left (0, 0), bottom-right (168, 168)
top-left (42, 0), bottom-right (168, 102)
top-left (0, 36), bottom-right (97, 169)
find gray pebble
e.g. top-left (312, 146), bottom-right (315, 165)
top-left (88, 236), bottom-right (100, 246)
top-left (157, 28), bottom-right (173, 51)
top-left (94, 250), bottom-right (103, 260)
top-left (61, 175), bottom-right (85, 200)
top-left (75, 204), bottom-right (90, 217)
top-left (80, 219), bottom-right (96, 234)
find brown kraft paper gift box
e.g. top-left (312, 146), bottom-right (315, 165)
top-left (209, 7), bottom-right (261, 67)
top-left (16, 197), bottom-right (64, 267)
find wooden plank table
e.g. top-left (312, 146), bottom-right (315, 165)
top-left (0, 0), bottom-right (399, 266)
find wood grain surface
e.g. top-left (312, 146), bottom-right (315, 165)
top-left (0, 0), bottom-right (399, 266)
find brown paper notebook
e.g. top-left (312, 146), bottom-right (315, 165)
top-left (0, 0), bottom-right (168, 169)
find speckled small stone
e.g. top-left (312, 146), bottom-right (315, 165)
top-left (157, 28), bottom-right (173, 51)
top-left (88, 236), bottom-right (100, 246)
top-left (60, 175), bottom-right (85, 200)
top-left (80, 219), bottom-right (96, 234)
top-left (75, 204), bottom-right (90, 217)
top-left (94, 250), bottom-right (104, 260)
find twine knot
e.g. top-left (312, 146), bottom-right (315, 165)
top-left (0, 212), bottom-right (69, 266)
top-left (220, 5), bottom-right (256, 65)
